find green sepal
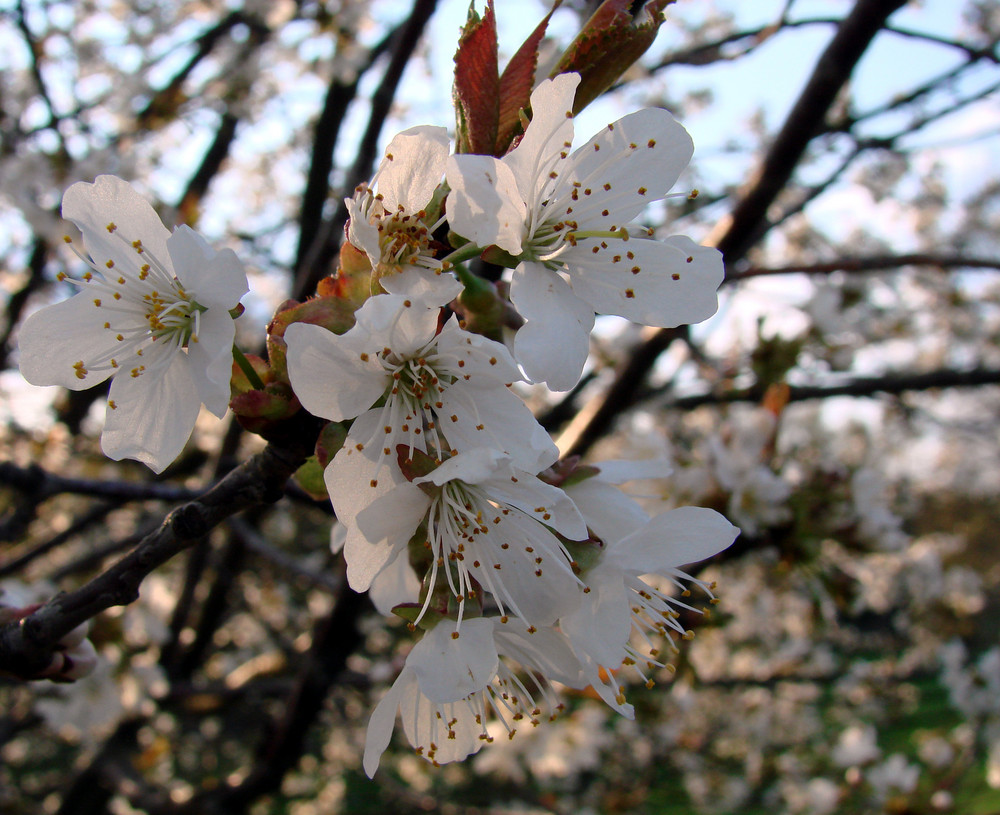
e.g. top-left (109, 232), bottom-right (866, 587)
top-left (392, 603), bottom-right (449, 631)
top-left (453, 266), bottom-right (508, 342)
top-left (230, 352), bottom-right (270, 396)
top-left (266, 296), bottom-right (358, 380)
top-left (480, 244), bottom-right (522, 269)
top-left (538, 455), bottom-right (602, 488)
top-left (561, 530), bottom-right (606, 576)
top-left (397, 445), bottom-right (442, 484)
top-left (315, 421), bottom-right (348, 470)
top-left (293, 456), bottom-right (329, 501)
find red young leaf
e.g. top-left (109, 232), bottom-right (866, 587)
top-left (553, 0), bottom-right (674, 114)
top-left (495, 0), bottom-right (562, 155)
top-left (453, 0), bottom-right (500, 155)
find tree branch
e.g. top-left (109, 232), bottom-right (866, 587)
top-left (293, 0), bottom-right (441, 299)
top-left (0, 423), bottom-right (318, 679)
top-left (560, 0), bottom-right (909, 459)
top-left (707, 0), bottom-right (909, 264)
top-left (732, 253), bottom-right (1000, 281)
top-left (644, 366), bottom-right (1000, 410)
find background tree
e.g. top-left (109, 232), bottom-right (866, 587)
top-left (1, 0), bottom-right (998, 813)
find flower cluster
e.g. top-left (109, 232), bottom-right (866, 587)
top-left (17, 72), bottom-right (738, 774)
top-left (284, 73), bottom-right (737, 774)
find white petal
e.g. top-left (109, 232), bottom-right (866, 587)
top-left (594, 459), bottom-right (673, 483)
top-left (369, 547), bottom-right (422, 615)
top-left (438, 385), bottom-right (558, 472)
top-left (561, 565), bottom-right (631, 667)
top-left (467, 513), bottom-right (581, 624)
top-left (284, 322), bottom-right (386, 422)
top-left (330, 522), bottom-right (346, 554)
top-left (565, 107), bottom-right (693, 228)
top-left (102, 354), bottom-right (201, 472)
top-left (364, 668), bottom-right (412, 777)
top-left (324, 445), bottom-right (407, 592)
top-left (503, 73), bottom-right (580, 206)
top-left (62, 176), bottom-right (172, 277)
top-left (565, 476), bottom-right (649, 543)
top-left (168, 226), bottom-right (247, 308)
top-left (485, 471), bottom-right (588, 541)
top-left (17, 290), bottom-right (121, 389)
top-left (445, 154), bottom-right (527, 255)
top-left (373, 125), bottom-right (450, 212)
top-left (378, 297), bottom-right (443, 357)
top-left (379, 267), bottom-right (463, 306)
top-left (510, 263), bottom-right (594, 391)
top-left (566, 236), bottom-right (723, 327)
top-left (399, 685), bottom-right (486, 765)
top-left (344, 293), bottom-right (440, 359)
top-left (346, 407), bottom-right (427, 456)
top-left (417, 447), bottom-right (507, 487)
top-left (612, 506), bottom-right (740, 574)
top-left (492, 624), bottom-right (586, 688)
top-left (356, 481), bottom-right (430, 551)
top-left (409, 618), bottom-right (498, 703)
top-left (346, 196), bottom-right (382, 266)
top-left (186, 307), bottom-right (235, 417)
top-left (435, 320), bottom-right (522, 383)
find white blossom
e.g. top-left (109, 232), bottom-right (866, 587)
top-left (560, 470), bottom-right (739, 712)
top-left (866, 754), bottom-right (920, 800)
top-left (364, 617), bottom-right (585, 777)
top-left (17, 175), bottom-right (248, 472)
top-left (832, 723), bottom-right (882, 767)
top-left (347, 125), bottom-right (459, 302)
top-left (348, 447), bottom-right (588, 625)
top-left (285, 293), bottom-right (557, 475)
top-left (446, 72), bottom-right (723, 390)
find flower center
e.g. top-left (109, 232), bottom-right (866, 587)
top-left (61, 226), bottom-right (205, 383)
top-left (369, 343), bottom-right (455, 458)
top-left (353, 186), bottom-right (446, 286)
top-left (410, 479), bottom-right (578, 631)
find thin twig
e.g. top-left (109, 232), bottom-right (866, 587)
top-left (0, 417), bottom-right (320, 679)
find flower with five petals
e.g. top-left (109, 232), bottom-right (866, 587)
top-left (446, 72), bottom-right (723, 390)
top-left (18, 175), bottom-right (248, 472)
top-left (560, 469), bottom-right (739, 712)
top-left (347, 125), bottom-right (459, 302)
top-left (363, 616), bottom-right (586, 776)
top-left (343, 447), bottom-right (588, 626)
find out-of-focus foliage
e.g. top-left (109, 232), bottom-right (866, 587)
top-left (1, 1), bottom-right (999, 813)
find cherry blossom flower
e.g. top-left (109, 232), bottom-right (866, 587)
top-left (347, 125), bottom-right (459, 302)
top-left (560, 469), bottom-right (739, 712)
top-left (364, 617), bottom-right (586, 776)
top-left (446, 72), bottom-right (723, 390)
top-left (285, 293), bottom-right (558, 476)
top-left (17, 175), bottom-right (248, 472)
top-left (343, 447), bottom-right (587, 624)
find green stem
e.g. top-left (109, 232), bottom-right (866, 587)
top-left (452, 262), bottom-right (480, 288)
top-left (233, 345), bottom-right (265, 391)
top-left (440, 242), bottom-right (488, 266)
